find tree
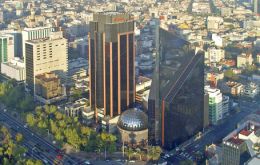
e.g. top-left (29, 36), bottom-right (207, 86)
top-left (26, 114), bottom-right (36, 127)
top-left (180, 160), bottom-right (194, 165)
top-left (19, 95), bottom-right (34, 112)
top-left (224, 69), bottom-right (238, 80)
top-left (15, 133), bottom-right (23, 143)
top-left (147, 146), bottom-right (162, 162)
top-left (125, 147), bottom-right (134, 160)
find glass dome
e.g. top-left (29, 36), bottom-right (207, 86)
top-left (117, 108), bottom-right (148, 131)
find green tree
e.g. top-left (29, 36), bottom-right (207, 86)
top-left (147, 146), bottom-right (162, 162)
top-left (180, 160), bottom-right (194, 165)
top-left (26, 114), bottom-right (36, 127)
top-left (19, 95), bottom-right (34, 112)
top-left (224, 69), bottom-right (238, 80)
top-left (15, 133), bottom-right (23, 143)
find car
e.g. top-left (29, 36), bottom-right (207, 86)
top-left (3, 109), bottom-right (7, 112)
top-left (129, 160), bottom-right (135, 163)
top-left (57, 154), bottom-right (63, 160)
top-left (24, 124), bottom-right (28, 128)
top-left (42, 159), bottom-right (48, 164)
top-left (84, 160), bottom-right (91, 165)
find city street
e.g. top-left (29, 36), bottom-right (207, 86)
top-left (164, 99), bottom-right (260, 164)
top-left (0, 107), bottom-right (81, 165)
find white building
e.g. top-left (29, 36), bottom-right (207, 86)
top-left (207, 16), bottom-right (223, 30)
top-left (244, 82), bottom-right (259, 98)
top-left (22, 27), bottom-right (55, 58)
top-left (237, 53), bottom-right (253, 68)
top-left (205, 86), bottom-right (223, 125)
top-left (207, 47), bottom-right (225, 63)
top-left (1, 57), bottom-right (25, 81)
top-left (25, 31), bottom-right (68, 95)
top-left (212, 34), bottom-right (225, 47)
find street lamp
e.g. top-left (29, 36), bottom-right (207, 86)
top-left (46, 129), bottom-right (50, 136)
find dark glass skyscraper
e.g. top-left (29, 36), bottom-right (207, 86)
top-left (148, 28), bottom-right (205, 149)
top-left (89, 12), bottom-right (135, 120)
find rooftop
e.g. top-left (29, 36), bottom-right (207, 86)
top-left (240, 130), bottom-right (253, 137)
top-left (227, 137), bottom-right (244, 145)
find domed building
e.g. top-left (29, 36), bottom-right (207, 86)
top-left (117, 108), bottom-right (148, 145)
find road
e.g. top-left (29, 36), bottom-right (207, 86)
top-left (164, 99), bottom-right (260, 164)
top-left (0, 107), bottom-right (81, 165)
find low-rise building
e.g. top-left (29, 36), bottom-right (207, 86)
top-left (244, 82), bottom-right (259, 98)
top-left (65, 98), bottom-right (88, 116)
top-left (1, 57), bottom-right (25, 81)
top-left (207, 47), bottom-right (225, 63)
top-left (237, 53), bottom-right (253, 68)
top-left (222, 81), bottom-right (244, 96)
top-left (35, 72), bottom-right (66, 104)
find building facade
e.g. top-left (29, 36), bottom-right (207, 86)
top-left (35, 72), bottom-right (63, 100)
top-left (1, 57), bottom-right (25, 81)
top-left (148, 28), bottom-right (205, 149)
top-left (22, 27), bottom-right (55, 58)
top-left (25, 31), bottom-right (68, 95)
top-left (89, 12), bottom-right (135, 121)
top-left (205, 86), bottom-right (223, 125)
top-left (0, 34), bottom-right (14, 65)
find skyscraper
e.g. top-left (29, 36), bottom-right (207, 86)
top-left (89, 12), bottom-right (135, 121)
top-left (148, 28), bottom-right (205, 149)
top-left (25, 31), bottom-right (68, 95)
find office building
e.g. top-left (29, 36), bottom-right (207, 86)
top-left (148, 28), bottom-right (205, 149)
top-left (22, 27), bottom-right (55, 58)
top-left (205, 86), bottom-right (223, 125)
top-left (89, 12), bottom-right (135, 122)
top-left (0, 30), bottom-right (23, 58)
top-left (254, 0), bottom-right (260, 15)
top-left (222, 119), bottom-right (260, 165)
top-left (0, 34), bottom-right (14, 65)
top-left (25, 31), bottom-right (68, 95)
top-left (35, 72), bottom-right (65, 104)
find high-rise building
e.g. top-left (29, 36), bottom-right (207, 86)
top-left (0, 34), bottom-right (14, 65)
top-left (254, 0), bottom-right (260, 14)
top-left (205, 86), bottom-right (223, 125)
top-left (25, 31), bottom-right (68, 95)
top-left (148, 28), bottom-right (205, 149)
top-left (22, 27), bottom-right (55, 58)
top-left (89, 12), bottom-right (135, 121)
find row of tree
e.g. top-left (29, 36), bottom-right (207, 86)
top-left (0, 125), bottom-right (42, 165)
top-left (25, 105), bottom-right (117, 153)
top-left (0, 80), bottom-right (34, 112)
top-left (124, 146), bottom-right (162, 162)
